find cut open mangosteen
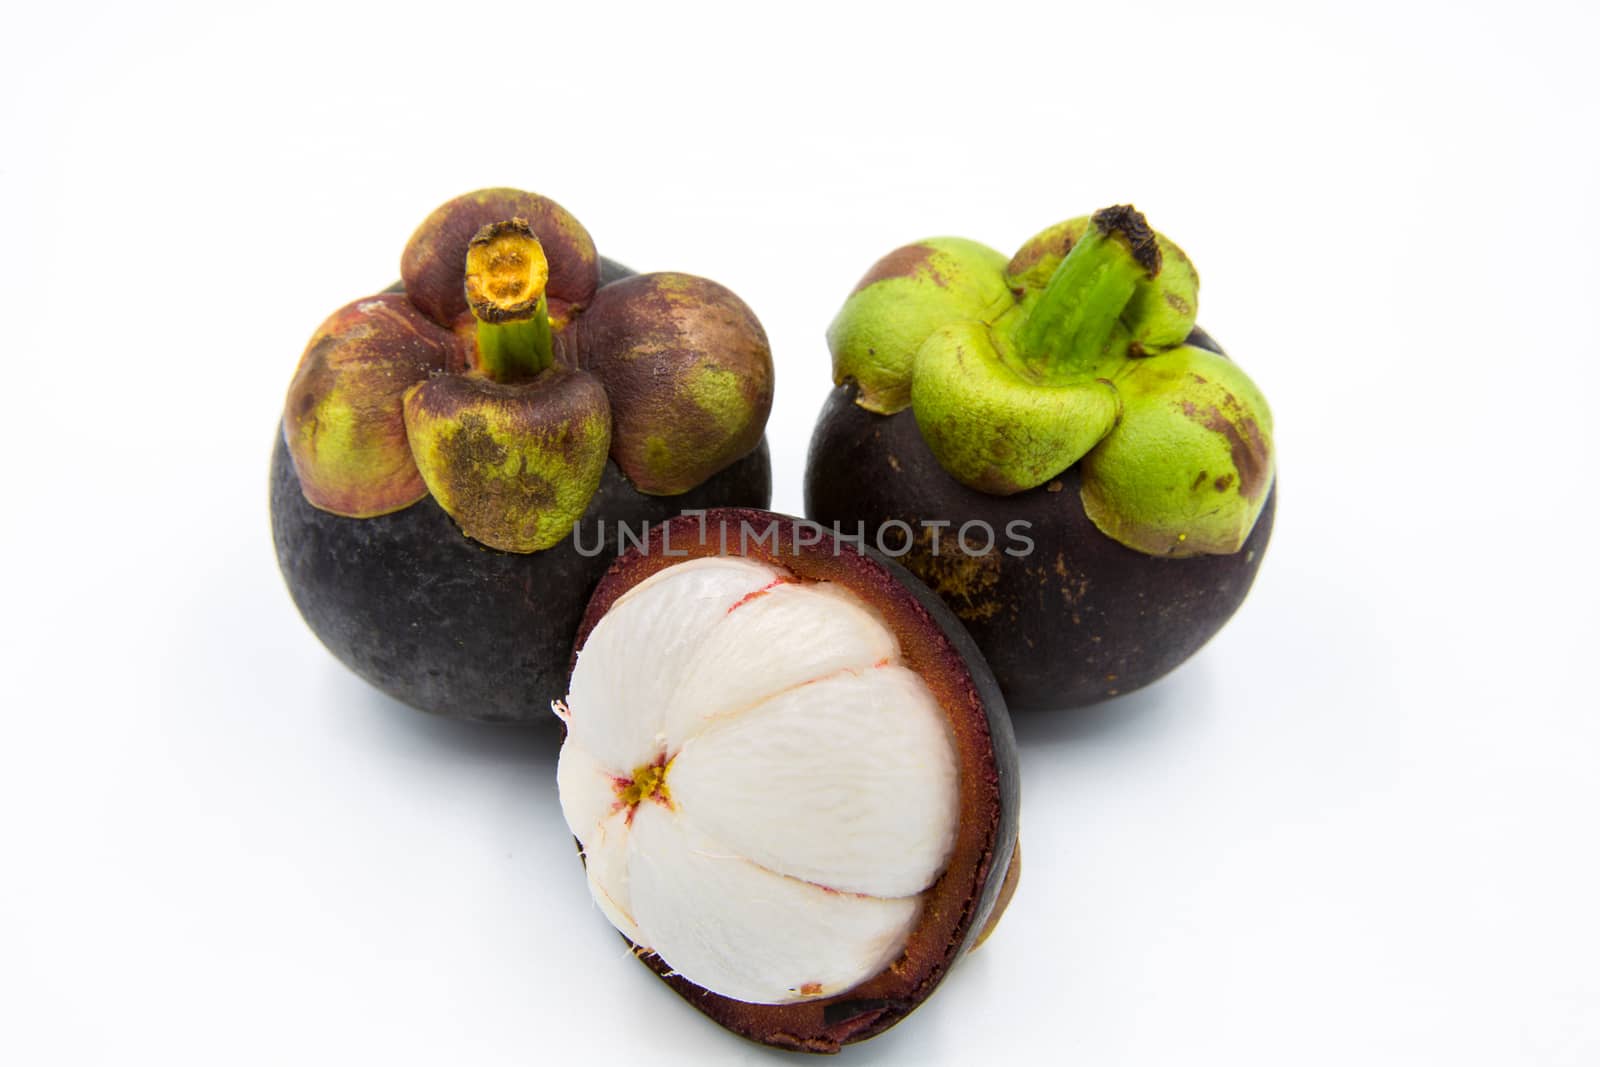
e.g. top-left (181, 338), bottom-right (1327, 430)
top-left (555, 509), bottom-right (1020, 1053)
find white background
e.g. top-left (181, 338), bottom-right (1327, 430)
top-left (3, 1), bottom-right (1597, 1063)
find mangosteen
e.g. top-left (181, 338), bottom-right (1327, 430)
top-left (554, 509), bottom-right (1019, 1052)
top-left (272, 189), bottom-right (774, 723)
top-left (805, 206), bottom-right (1276, 711)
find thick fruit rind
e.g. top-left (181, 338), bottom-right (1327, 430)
top-left (571, 509), bottom-right (1019, 1053)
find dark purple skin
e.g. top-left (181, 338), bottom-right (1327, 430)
top-left (273, 258), bottom-right (773, 724)
top-left (804, 328), bottom-right (1275, 713)
top-left (272, 434), bottom-right (770, 724)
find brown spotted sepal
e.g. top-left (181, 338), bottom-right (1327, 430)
top-left (1079, 345), bottom-right (1273, 556)
top-left (401, 188), bottom-right (599, 331)
top-left (401, 369), bottom-right (612, 553)
top-left (283, 294), bottom-right (458, 517)
top-left (578, 274), bottom-right (774, 496)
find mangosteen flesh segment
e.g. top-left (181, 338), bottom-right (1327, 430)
top-left (270, 433), bottom-right (771, 724)
top-left (558, 556), bottom-right (959, 1002)
top-left (557, 509), bottom-right (1018, 1052)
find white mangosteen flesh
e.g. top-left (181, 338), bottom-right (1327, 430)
top-left (555, 556), bottom-right (961, 1005)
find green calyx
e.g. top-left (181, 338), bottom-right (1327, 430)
top-left (403, 219), bottom-right (613, 551)
top-left (287, 188), bottom-right (777, 553)
top-left (1012, 205), bottom-right (1160, 379)
top-left (833, 205), bottom-right (1274, 557)
top-left (285, 206), bottom-right (602, 553)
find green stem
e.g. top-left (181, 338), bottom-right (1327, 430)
top-left (1015, 205), bottom-right (1161, 378)
top-left (475, 303), bottom-right (552, 382)
top-left (464, 219), bottom-right (554, 382)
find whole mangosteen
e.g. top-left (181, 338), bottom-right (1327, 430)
top-left (805, 206), bottom-right (1275, 711)
top-left (272, 189), bottom-right (774, 723)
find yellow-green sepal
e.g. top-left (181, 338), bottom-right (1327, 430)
top-left (827, 237), bottom-right (1013, 414)
top-left (402, 369), bottom-right (612, 553)
top-left (910, 321), bottom-right (1121, 495)
top-left (1080, 346), bottom-right (1274, 557)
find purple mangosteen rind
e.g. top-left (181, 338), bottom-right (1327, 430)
top-left (271, 430), bottom-right (771, 724)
